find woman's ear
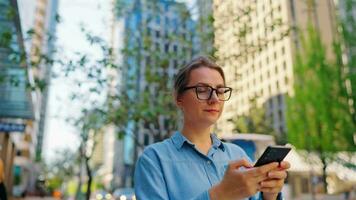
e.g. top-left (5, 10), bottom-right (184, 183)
top-left (176, 98), bottom-right (182, 107)
top-left (174, 93), bottom-right (182, 108)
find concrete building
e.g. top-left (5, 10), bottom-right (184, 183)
top-left (213, 0), bottom-right (338, 141)
top-left (23, 0), bottom-right (59, 162)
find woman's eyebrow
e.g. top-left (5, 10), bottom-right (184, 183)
top-left (195, 82), bottom-right (226, 87)
top-left (195, 82), bottom-right (210, 86)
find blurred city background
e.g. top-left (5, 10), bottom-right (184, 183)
top-left (0, 0), bottom-right (355, 199)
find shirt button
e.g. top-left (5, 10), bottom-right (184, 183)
top-left (207, 160), bottom-right (211, 165)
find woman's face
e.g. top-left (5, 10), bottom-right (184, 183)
top-left (176, 66), bottom-right (226, 127)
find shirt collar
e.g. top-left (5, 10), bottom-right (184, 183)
top-left (211, 133), bottom-right (225, 151)
top-left (171, 131), bottom-right (225, 151)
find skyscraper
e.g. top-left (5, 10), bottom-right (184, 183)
top-left (111, 0), bottom-right (196, 187)
top-left (213, 0), bottom-right (338, 140)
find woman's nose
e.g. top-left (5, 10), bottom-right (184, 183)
top-left (208, 91), bottom-right (219, 103)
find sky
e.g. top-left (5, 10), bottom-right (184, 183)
top-left (43, 0), bottom-right (112, 161)
top-left (44, 0), bottom-right (195, 162)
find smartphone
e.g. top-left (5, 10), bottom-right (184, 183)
top-left (254, 145), bottom-right (291, 167)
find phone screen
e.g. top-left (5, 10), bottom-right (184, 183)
top-left (254, 146), bottom-right (291, 167)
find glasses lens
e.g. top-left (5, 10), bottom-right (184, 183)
top-left (196, 86), bottom-right (212, 100)
top-left (195, 86), bottom-right (232, 101)
top-left (216, 87), bottom-right (232, 101)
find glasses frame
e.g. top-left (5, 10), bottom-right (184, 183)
top-left (183, 85), bottom-right (232, 101)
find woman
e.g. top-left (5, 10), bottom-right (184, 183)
top-left (134, 56), bottom-right (290, 200)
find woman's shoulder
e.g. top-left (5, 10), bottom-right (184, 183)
top-left (139, 138), bottom-right (175, 160)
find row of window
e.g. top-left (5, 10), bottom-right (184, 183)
top-left (236, 77), bottom-right (290, 106)
top-left (144, 11), bottom-right (189, 31)
top-left (241, 61), bottom-right (288, 83)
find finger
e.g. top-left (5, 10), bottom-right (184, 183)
top-left (278, 161), bottom-right (291, 170)
top-left (267, 171), bottom-right (287, 180)
top-left (250, 162), bottom-right (279, 177)
top-left (260, 179), bottom-right (284, 188)
top-left (228, 159), bottom-right (253, 170)
top-left (253, 173), bottom-right (269, 183)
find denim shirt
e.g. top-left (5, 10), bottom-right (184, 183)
top-left (134, 131), bottom-right (282, 200)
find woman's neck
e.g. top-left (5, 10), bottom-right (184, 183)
top-left (181, 122), bottom-right (213, 154)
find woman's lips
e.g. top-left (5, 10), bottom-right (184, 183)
top-left (204, 109), bottom-right (220, 113)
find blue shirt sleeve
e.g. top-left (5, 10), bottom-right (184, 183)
top-left (134, 151), bottom-right (169, 200)
top-left (134, 149), bottom-right (212, 200)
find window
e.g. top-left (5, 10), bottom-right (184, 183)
top-left (276, 81), bottom-right (280, 91)
top-left (182, 33), bottom-right (186, 40)
top-left (268, 84), bottom-right (272, 94)
top-left (285, 76), bottom-right (289, 85)
top-left (155, 30), bottom-right (160, 38)
top-left (278, 94), bottom-right (283, 105)
top-left (282, 46), bottom-right (285, 54)
top-left (146, 56), bottom-right (151, 66)
top-left (173, 59), bottom-right (178, 68)
top-left (164, 30), bottom-right (169, 39)
top-left (155, 42), bottom-right (160, 51)
top-left (155, 15), bottom-right (160, 24)
top-left (165, 16), bottom-right (169, 27)
top-left (164, 43), bottom-right (169, 53)
top-left (275, 65), bottom-right (278, 74)
top-left (173, 45), bottom-right (178, 53)
top-left (269, 99), bottom-right (273, 109)
top-left (144, 133), bottom-right (150, 146)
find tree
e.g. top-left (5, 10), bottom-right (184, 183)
top-left (45, 148), bottom-right (78, 197)
top-left (286, 24), bottom-right (356, 192)
top-left (74, 108), bottom-right (107, 200)
top-left (335, 0), bottom-right (356, 125)
top-left (229, 97), bottom-right (278, 140)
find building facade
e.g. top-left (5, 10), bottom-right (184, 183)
top-left (111, 0), bottom-right (196, 188)
top-left (0, 0), bottom-right (58, 196)
top-left (213, 0), bottom-right (338, 141)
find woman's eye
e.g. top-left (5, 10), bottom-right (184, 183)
top-left (197, 87), bottom-right (209, 93)
top-left (216, 89), bottom-right (226, 94)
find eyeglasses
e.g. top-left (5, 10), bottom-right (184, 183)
top-left (183, 85), bottom-right (232, 101)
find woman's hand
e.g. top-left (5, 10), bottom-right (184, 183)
top-left (209, 159), bottom-right (279, 200)
top-left (261, 161), bottom-right (290, 200)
